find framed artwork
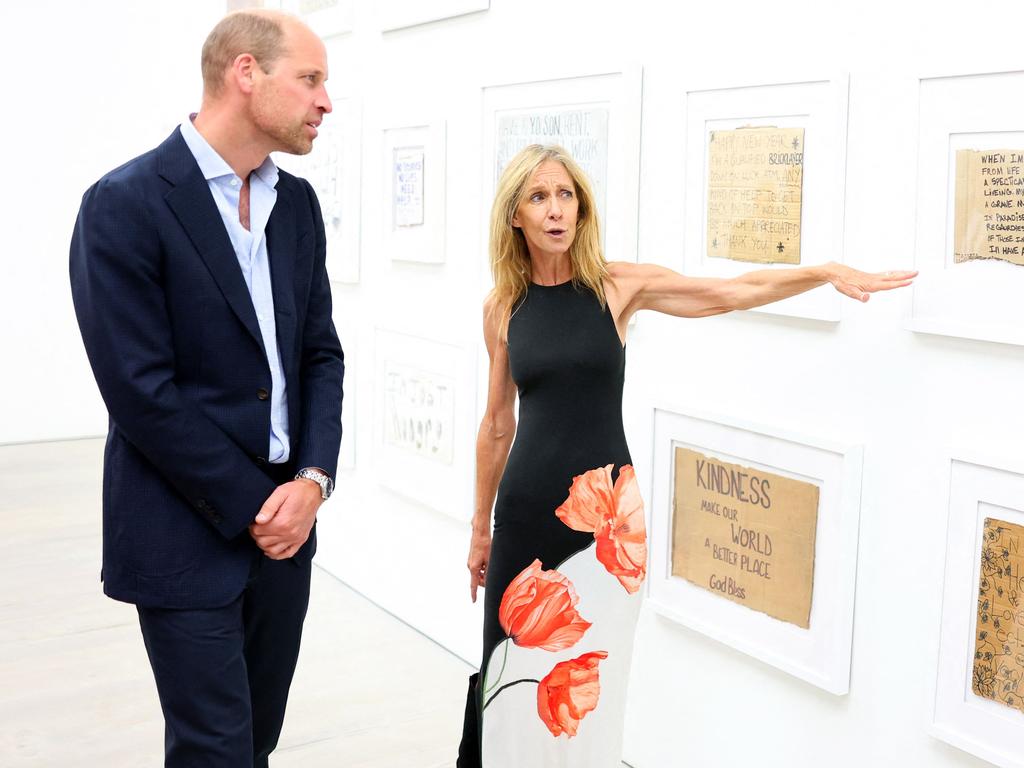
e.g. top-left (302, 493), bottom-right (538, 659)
top-left (373, 328), bottom-right (474, 521)
top-left (381, 120), bottom-right (446, 263)
top-left (682, 77), bottom-right (850, 322)
top-left (931, 457), bottom-right (1024, 767)
top-left (274, 97), bottom-right (362, 284)
top-left (281, 0), bottom-right (354, 37)
top-left (481, 65), bottom-right (643, 268)
top-left (909, 71), bottom-right (1024, 347)
top-left (379, 0), bottom-right (488, 32)
top-left (648, 408), bottom-right (863, 694)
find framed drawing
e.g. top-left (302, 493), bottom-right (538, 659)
top-left (909, 71), bottom-right (1024, 347)
top-left (931, 457), bottom-right (1024, 767)
top-left (280, 0), bottom-right (354, 38)
top-left (373, 328), bottom-right (474, 521)
top-left (379, 0), bottom-right (488, 32)
top-left (648, 408), bottom-right (863, 695)
top-left (682, 77), bottom-right (850, 322)
top-left (274, 97), bottom-right (362, 284)
top-left (381, 120), bottom-right (446, 263)
top-left (481, 65), bottom-right (643, 269)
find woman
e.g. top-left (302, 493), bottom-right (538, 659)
top-left (457, 144), bottom-right (914, 767)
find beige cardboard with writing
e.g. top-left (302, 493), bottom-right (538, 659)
top-left (954, 149), bottom-right (1024, 267)
top-left (706, 126), bottom-right (804, 265)
top-left (672, 447), bottom-right (819, 628)
top-left (972, 517), bottom-right (1024, 714)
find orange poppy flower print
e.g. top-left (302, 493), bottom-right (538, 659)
top-left (536, 651), bottom-right (609, 737)
top-left (499, 559), bottom-right (591, 651)
top-left (555, 464), bottom-right (647, 594)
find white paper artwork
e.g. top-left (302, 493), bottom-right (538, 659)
top-left (393, 147), bottom-right (425, 228)
top-left (383, 362), bottom-right (455, 465)
top-left (275, 107), bottom-right (361, 283)
top-left (495, 107), bottom-right (610, 226)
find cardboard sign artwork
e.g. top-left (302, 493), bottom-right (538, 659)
top-left (954, 149), bottom-right (1024, 267)
top-left (706, 126), bottom-right (804, 265)
top-left (972, 517), bottom-right (1024, 715)
top-left (672, 447), bottom-right (819, 628)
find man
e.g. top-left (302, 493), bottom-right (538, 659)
top-left (69, 10), bottom-right (343, 766)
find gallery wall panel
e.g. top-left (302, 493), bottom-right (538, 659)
top-left (649, 408), bottom-right (863, 695)
top-left (932, 456), bottom-right (1024, 768)
top-left (910, 70), bottom-right (1024, 347)
top-left (682, 77), bottom-right (851, 322)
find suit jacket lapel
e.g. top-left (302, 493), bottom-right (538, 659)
top-left (266, 187), bottom-right (297, 376)
top-left (157, 130), bottom-right (267, 359)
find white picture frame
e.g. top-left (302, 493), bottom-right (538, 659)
top-left (930, 456), bottom-right (1024, 768)
top-left (481, 65), bottom-right (643, 271)
top-left (381, 120), bottom-right (446, 264)
top-left (379, 0), bottom-right (488, 32)
top-left (909, 71), bottom-right (1024, 347)
top-left (281, 0), bottom-right (354, 38)
top-left (274, 97), bottom-right (362, 284)
top-left (373, 328), bottom-right (474, 521)
top-left (648, 408), bottom-right (863, 695)
top-left (682, 77), bottom-right (850, 322)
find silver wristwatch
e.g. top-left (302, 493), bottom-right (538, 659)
top-left (295, 468), bottom-right (334, 500)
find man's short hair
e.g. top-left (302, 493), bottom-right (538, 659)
top-left (201, 12), bottom-right (287, 96)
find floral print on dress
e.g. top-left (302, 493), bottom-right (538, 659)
top-left (499, 558), bottom-right (592, 651)
top-left (556, 464), bottom-right (647, 594)
top-left (536, 651), bottom-right (608, 737)
top-left (484, 465), bottom-right (647, 742)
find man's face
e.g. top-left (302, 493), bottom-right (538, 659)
top-left (250, 23), bottom-right (332, 155)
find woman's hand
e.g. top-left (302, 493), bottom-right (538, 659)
top-left (826, 262), bottom-right (917, 302)
top-left (467, 528), bottom-right (491, 603)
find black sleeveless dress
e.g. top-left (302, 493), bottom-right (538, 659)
top-left (458, 280), bottom-right (647, 767)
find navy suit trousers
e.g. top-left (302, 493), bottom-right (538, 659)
top-left (137, 546), bottom-right (311, 767)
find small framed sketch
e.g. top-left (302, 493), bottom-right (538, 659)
top-left (482, 65), bottom-right (643, 267)
top-left (379, 0), bottom-right (488, 32)
top-left (373, 328), bottom-right (474, 521)
top-left (910, 71), bottom-right (1024, 347)
top-left (683, 77), bottom-right (850, 322)
top-left (931, 457), bottom-right (1024, 767)
top-left (274, 97), bottom-right (362, 284)
top-left (280, 0), bottom-right (354, 38)
top-left (648, 408), bottom-right (863, 695)
top-left (381, 120), bottom-right (446, 263)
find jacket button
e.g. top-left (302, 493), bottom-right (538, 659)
top-left (255, 456), bottom-right (268, 466)
top-left (257, 388), bottom-right (270, 401)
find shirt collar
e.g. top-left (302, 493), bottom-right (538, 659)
top-left (180, 114), bottom-right (279, 188)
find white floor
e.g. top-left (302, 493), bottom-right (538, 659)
top-left (0, 438), bottom-right (474, 767)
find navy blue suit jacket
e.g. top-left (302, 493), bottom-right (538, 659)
top-left (70, 128), bottom-right (344, 609)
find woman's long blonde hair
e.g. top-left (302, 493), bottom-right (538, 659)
top-left (488, 144), bottom-right (606, 339)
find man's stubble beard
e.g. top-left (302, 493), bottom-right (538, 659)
top-left (251, 93), bottom-right (313, 156)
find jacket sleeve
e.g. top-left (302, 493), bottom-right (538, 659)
top-left (69, 176), bottom-right (276, 540)
top-left (292, 178), bottom-right (344, 478)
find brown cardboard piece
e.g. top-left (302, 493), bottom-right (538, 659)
top-left (671, 447), bottom-right (819, 628)
top-left (954, 149), bottom-right (1024, 267)
top-left (972, 517), bottom-right (1024, 714)
top-left (706, 126), bottom-right (804, 265)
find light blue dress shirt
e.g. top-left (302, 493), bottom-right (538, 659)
top-left (180, 117), bottom-right (290, 463)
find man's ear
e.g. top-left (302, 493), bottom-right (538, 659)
top-left (232, 53), bottom-right (260, 94)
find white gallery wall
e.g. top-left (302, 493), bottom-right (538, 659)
top-left (5, 1), bottom-right (1023, 766)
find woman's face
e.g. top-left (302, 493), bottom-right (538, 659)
top-left (512, 160), bottom-right (579, 261)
